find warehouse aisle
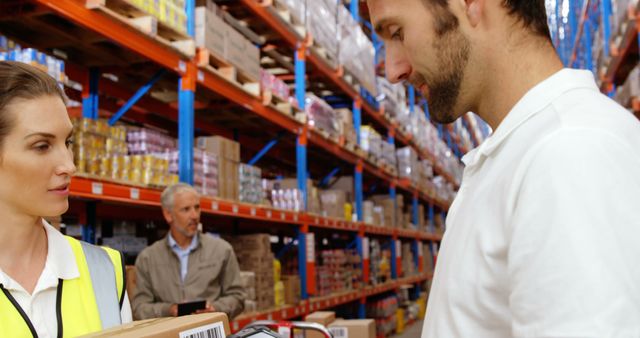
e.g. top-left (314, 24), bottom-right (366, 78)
top-left (394, 320), bottom-right (423, 338)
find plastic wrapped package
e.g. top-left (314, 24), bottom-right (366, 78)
top-left (238, 164), bottom-right (263, 204)
top-left (306, 0), bottom-right (340, 66)
top-left (274, 0), bottom-right (306, 26)
top-left (260, 69), bottom-right (291, 101)
top-left (305, 94), bottom-right (340, 138)
top-left (337, 5), bottom-right (377, 95)
top-left (396, 147), bottom-right (419, 183)
top-left (360, 126), bottom-right (382, 159)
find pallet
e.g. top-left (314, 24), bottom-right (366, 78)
top-left (86, 0), bottom-right (195, 58)
top-left (197, 48), bottom-right (261, 98)
top-left (271, 0), bottom-right (306, 37)
top-left (262, 89), bottom-right (296, 116)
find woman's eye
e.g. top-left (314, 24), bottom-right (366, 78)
top-left (65, 139), bottom-right (74, 148)
top-left (34, 143), bottom-right (51, 152)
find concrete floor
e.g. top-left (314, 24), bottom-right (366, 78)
top-left (393, 319), bottom-right (423, 338)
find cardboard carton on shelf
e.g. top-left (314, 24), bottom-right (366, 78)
top-left (196, 136), bottom-right (240, 162)
top-left (319, 190), bottom-right (347, 219)
top-left (194, 7), bottom-right (226, 58)
top-left (80, 313), bottom-right (230, 338)
top-left (282, 274), bottom-right (301, 305)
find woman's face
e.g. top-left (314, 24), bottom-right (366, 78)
top-left (0, 95), bottom-right (75, 218)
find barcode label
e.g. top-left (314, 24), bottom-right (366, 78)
top-left (179, 321), bottom-right (226, 338)
top-left (363, 237), bottom-right (370, 259)
top-left (91, 182), bottom-right (103, 195)
top-left (329, 327), bottom-right (349, 338)
top-left (130, 188), bottom-right (139, 200)
top-left (306, 233), bottom-right (315, 263)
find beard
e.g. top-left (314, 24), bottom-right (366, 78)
top-left (413, 10), bottom-right (471, 124)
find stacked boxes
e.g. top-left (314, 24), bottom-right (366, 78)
top-left (328, 319), bottom-right (376, 338)
top-left (229, 234), bottom-right (275, 311)
top-left (239, 271), bottom-right (257, 314)
top-left (129, 0), bottom-right (188, 34)
top-left (360, 126), bottom-right (383, 159)
top-left (616, 65), bottom-right (640, 108)
top-left (194, 5), bottom-right (260, 81)
top-left (336, 5), bottom-right (377, 95)
top-left (196, 136), bottom-right (240, 200)
top-left (282, 275), bottom-right (301, 305)
top-left (377, 76), bottom-right (407, 120)
top-left (319, 190), bottom-right (347, 219)
top-left (401, 243), bottom-right (415, 277)
top-left (238, 164), bottom-right (262, 204)
top-left (335, 108), bottom-right (357, 145)
top-left (396, 147), bottom-right (419, 185)
top-left (367, 296), bottom-right (399, 337)
top-left (0, 40), bottom-right (66, 83)
top-left (316, 249), bottom-right (362, 296)
top-left (167, 149), bottom-right (218, 197)
top-left (73, 119), bottom-right (179, 188)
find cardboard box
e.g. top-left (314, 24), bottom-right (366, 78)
top-left (234, 234), bottom-right (271, 252)
top-left (218, 158), bottom-right (239, 200)
top-left (320, 190), bottom-right (347, 219)
top-left (328, 319), bottom-right (376, 338)
top-left (194, 7), bottom-right (226, 58)
top-left (196, 136), bottom-right (240, 162)
top-left (305, 311), bottom-right (336, 338)
top-left (282, 275), bottom-right (301, 305)
top-left (240, 37), bottom-right (260, 82)
top-left (80, 313), bottom-right (230, 337)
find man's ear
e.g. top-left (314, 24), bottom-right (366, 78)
top-left (459, 0), bottom-right (484, 27)
top-left (162, 208), bottom-right (173, 225)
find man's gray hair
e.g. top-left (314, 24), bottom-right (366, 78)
top-left (160, 183), bottom-right (199, 210)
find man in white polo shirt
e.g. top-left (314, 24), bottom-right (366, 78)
top-left (368, 0), bottom-right (640, 337)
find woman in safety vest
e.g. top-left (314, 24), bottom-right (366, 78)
top-left (0, 61), bottom-right (132, 337)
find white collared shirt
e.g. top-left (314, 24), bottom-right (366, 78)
top-left (0, 221), bottom-right (132, 338)
top-left (168, 232), bottom-right (199, 282)
top-left (422, 69), bottom-right (640, 337)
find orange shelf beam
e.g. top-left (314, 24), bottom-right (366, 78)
top-left (35, 0), bottom-right (186, 72)
top-left (231, 273), bottom-right (433, 332)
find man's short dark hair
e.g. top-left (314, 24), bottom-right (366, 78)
top-left (425, 0), bottom-right (551, 40)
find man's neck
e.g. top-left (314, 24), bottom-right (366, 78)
top-left (475, 38), bottom-right (564, 131)
top-left (170, 230), bottom-right (195, 250)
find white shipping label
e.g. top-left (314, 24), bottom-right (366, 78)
top-left (329, 327), bottom-right (349, 338)
top-left (91, 182), bottom-right (103, 195)
top-left (363, 237), bottom-right (370, 259)
top-left (418, 243), bottom-right (424, 257)
top-left (306, 233), bottom-right (315, 263)
top-left (396, 240), bottom-right (402, 258)
top-left (179, 321), bottom-right (226, 338)
top-left (129, 188), bottom-right (139, 200)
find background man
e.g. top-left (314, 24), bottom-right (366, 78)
top-left (133, 183), bottom-right (245, 320)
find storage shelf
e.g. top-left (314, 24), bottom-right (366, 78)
top-left (70, 177), bottom-right (443, 241)
top-left (236, 0), bottom-right (459, 187)
top-left (230, 272), bottom-right (433, 332)
top-left (601, 2), bottom-right (640, 90)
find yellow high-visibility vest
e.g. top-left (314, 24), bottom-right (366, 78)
top-left (0, 236), bottom-right (125, 337)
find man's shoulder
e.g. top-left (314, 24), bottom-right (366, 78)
top-left (200, 234), bottom-right (233, 253)
top-left (137, 237), bottom-right (169, 260)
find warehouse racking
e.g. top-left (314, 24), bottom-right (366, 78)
top-left (0, 0), bottom-right (481, 334)
top-left (550, 0), bottom-right (640, 116)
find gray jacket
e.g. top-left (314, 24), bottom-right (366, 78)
top-left (133, 233), bottom-right (245, 320)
